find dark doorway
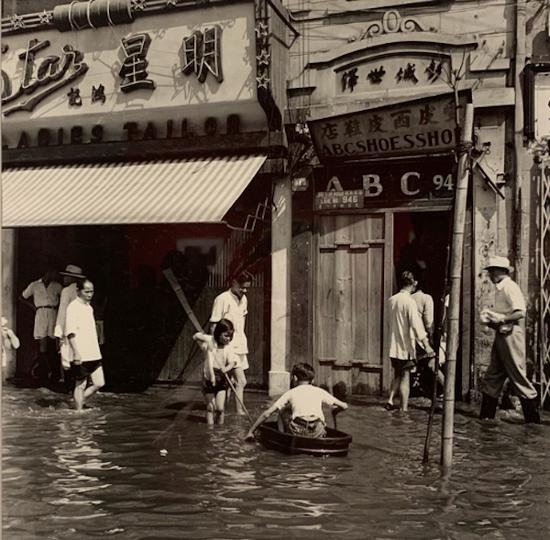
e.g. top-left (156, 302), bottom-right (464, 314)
top-left (393, 210), bottom-right (451, 337)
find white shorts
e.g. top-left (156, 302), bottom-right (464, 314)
top-left (234, 354), bottom-right (249, 371)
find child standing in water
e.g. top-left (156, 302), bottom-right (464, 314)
top-left (193, 319), bottom-right (237, 425)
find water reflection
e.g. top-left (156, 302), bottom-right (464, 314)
top-left (2, 386), bottom-right (550, 539)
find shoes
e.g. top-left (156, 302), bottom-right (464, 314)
top-left (519, 398), bottom-right (541, 424)
top-left (480, 393), bottom-right (498, 420)
top-left (384, 402), bottom-right (396, 411)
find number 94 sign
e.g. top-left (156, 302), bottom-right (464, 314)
top-left (361, 171), bottom-right (454, 199)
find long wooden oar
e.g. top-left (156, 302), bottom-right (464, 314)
top-left (163, 268), bottom-right (255, 427)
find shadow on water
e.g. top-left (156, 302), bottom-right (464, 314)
top-left (2, 385), bottom-right (550, 540)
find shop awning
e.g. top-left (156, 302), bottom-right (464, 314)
top-left (1, 155), bottom-right (267, 227)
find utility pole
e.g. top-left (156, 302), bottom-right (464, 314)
top-left (441, 101), bottom-right (474, 470)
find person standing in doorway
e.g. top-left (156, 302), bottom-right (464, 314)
top-left (412, 278), bottom-right (445, 393)
top-left (385, 271), bottom-right (434, 412)
top-left (479, 256), bottom-right (540, 423)
top-left (54, 264), bottom-right (86, 377)
top-left (65, 278), bottom-right (105, 412)
top-left (20, 269), bottom-right (63, 382)
top-left (210, 271), bottom-right (253, 415)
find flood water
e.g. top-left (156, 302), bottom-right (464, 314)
top-left (2, 384), bottom-right (549, 540)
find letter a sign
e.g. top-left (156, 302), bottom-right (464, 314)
top-left (315, 175), bottom-right (364, 210)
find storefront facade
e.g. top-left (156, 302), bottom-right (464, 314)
top-left (286, 2), bottom-right (527, 399)
top-left (1, 0), bottom-right (292, 393)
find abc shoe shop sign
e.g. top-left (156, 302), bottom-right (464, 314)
top-left (308, 91), bottom-right (469, 162)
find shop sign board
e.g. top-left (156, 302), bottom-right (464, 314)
top-left (314, 159), bottom-right (454, 209)
top-left (315, 176), bottom-right (364, 210)
top-left (0, 2), bottom-right (266, 148)
top-left (308, 91), bottom-right (470, 162)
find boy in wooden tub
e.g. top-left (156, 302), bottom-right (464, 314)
top-left (245, 363), bottom-right (348, 440)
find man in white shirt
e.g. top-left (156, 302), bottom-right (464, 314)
top-left (412, 281), bottom-right (445, 393)
top-left (386, 271), bottom-right (434, 412)
top-left (66, 279), bottom-right (105, 412)
top-left (20, 269), bottom-right (63, 382)
top-left (210, 271), bottom-right (252, 415)
top-left (54, 264), bottom-right (85, 375)
top-left (479, 256), bottom-right (540, 423)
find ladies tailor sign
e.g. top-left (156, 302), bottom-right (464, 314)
top-left (308, 91), bottom-right (470, 161)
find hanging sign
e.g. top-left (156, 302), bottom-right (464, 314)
top-left (314, 158), bottom-right (454, 210)
top-left (315, 176), bottom-right (364, 210)
top-left (308, 90), bottom-right (471, 162)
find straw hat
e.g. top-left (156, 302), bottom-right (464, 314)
top-left (59, 264), bottom-right (85, 278)
top-left (484, 256), bottom-right (511, 272)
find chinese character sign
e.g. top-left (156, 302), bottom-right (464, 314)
top-left (182, 26), bottom-right (223, 83)
top-left (308, 91), bottom-right (470, 161)
top-left (119, 33), bottom-right (155, 93)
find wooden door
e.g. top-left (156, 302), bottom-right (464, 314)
top-left (315, 213), bottom-right (391, 395)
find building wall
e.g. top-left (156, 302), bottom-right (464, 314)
top-left (284, 0), bottom-right (526, 397)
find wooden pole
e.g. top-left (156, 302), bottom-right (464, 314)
top-left (441, 101), bottom-right (474, 470)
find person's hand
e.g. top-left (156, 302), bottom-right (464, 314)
top-left (244, 430), bottom-right (256, 441)
top-left (73, 356), bottom-right (82, 365)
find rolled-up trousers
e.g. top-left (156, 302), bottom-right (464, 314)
top-left (482, 326), bottom-right (537, 400)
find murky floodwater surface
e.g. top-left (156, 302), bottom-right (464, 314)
top-left (2, 385), bottom-right (549, 539)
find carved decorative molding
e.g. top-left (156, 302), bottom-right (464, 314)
top-left (0, 0), bottom-right (228, 35)
top-left (349, 9), bottom-right (429, 42)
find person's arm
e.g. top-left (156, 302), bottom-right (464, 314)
top-left (410, 305), bottom-right (434, 355)
top-left (244, 403), bottom-right (279, 440)
top-left (501, 309), bottom-right (525, 323)
top-left (19, 283), bottom-right (36, 312)
top-left (332, 398), bottom-right (348, 411)
top-left (67, 333), bottom-right (82, 364)
top-left (425, 295), bottom-right (435, 338)
top-left (209, 295), bottom-right (224, 334)
top-left (65, 303), bottom-right (81, 363)
top-left (5, 328), bottom-right (20, 350)
top-left (322, 390), bottom-right (348, 411)
top-left (54, 289), bottom-right (68, 338)
top-left (193, 333), bottom-right (215, 380)
top-left (222, 351), bottom-right (238, 373)
top-left (193, 332), bottom-right (210, 346)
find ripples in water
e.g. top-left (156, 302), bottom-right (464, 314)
top-left (2, 385), bottom-right (550, 539)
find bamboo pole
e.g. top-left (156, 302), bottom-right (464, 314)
top-left (441, 101), bottom-right (474, 470)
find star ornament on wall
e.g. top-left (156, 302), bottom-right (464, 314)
top-left (256, 50), bottom-right (270, 66)
top-left (10, 14), bottom-right (25, 29)
top-left (256, 72), bottom-right (270, 89)
top-left (131, 0), bottom-right (147, 11)
top-left (38, 10), bottom-right (53, 24)
top-left (255, 22), bottom-right (269, 39)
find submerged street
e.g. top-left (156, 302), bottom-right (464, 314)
top-left (2, 384), bottom-right (549, 540)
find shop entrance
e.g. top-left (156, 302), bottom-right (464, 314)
top-left (314, 209), bottom-right (451, 396)
top-left (393, 210), bottom-right (451, 329)
top-left (315, 213), bottom-right (389, 395)
top-left (14, 224), bottom-right (270, 391)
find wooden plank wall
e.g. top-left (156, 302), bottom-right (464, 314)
top-left (158, 228), bottom-right (267, 385)
top-left (315, 213), bottom-right (386, 395)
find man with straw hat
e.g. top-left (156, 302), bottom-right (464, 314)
top-left (479, 256), bottom-right (540, 423)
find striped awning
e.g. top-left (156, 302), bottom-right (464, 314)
top-left (1, 155), bottom-right (266, 227)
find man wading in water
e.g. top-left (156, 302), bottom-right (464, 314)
top-left (66, 279), bottom-right (105, 411)
top-left (479, 256), bottom-right (541, 423)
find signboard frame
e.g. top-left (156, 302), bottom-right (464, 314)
top-left (308, 89), bottom-right (471, 163)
